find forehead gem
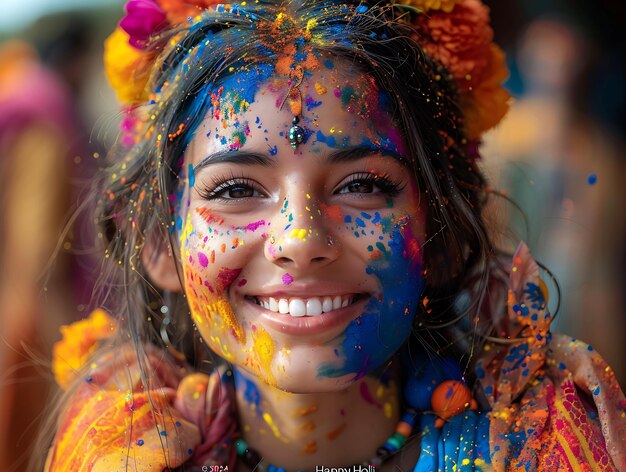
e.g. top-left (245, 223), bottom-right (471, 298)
top-left (288, 116), bottom-right (305, 150)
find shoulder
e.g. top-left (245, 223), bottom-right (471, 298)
top-left (473, 243), bottom-right (626, 470)
top-left (46, 311), bottom-right (238, 471)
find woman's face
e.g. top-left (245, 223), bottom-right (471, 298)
top-left (178, 60), bottom-right (425, 392)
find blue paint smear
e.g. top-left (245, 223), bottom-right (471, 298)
top-left (234, 369), bottom-right (261, 414)
top-left (305, 94), bottom-right (322, 111)
top-left (318, 223), bottom-right (424, 379)
top-left (188, 164), bottom-right (195, 187)
top-left (324, 59), bottom-right (335, 70)
top-left (316, 130), bottom-right (336, 147)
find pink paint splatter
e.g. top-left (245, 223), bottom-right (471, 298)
top-left (235, 220), bottom-right (267, 232)
top-left (237, 279), bottom-right (248, 287)
top-left (359, 382), bottom-right (382, 409)
top-left (197, 252), bottom-right (209, 267)
top-left (282, 273), bottom-right (294, 286)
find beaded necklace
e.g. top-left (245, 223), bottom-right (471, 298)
top-left (234, 408), bottom-right (419, 472)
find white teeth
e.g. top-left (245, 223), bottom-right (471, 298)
top-left (306, 298), bottom-right (323, 316)
top-left (289, 299), bottom-right (306, 317)
top-left (256, 294), bottom-right (359, 317)
top-left (269, 297), bottom-right (278, 311)
top-left (278, 299), bottom-right (289, 314)
top-left (322, 297), bottom-right (333, 313)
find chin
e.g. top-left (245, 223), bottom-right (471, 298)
top-left (237, 359), bottom-right (361, 394)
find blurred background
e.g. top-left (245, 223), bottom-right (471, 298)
top-left (0, 0), bottom-right (624, 469)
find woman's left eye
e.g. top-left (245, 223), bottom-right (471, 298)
top-left (336, 173), bottom-right (403, 197)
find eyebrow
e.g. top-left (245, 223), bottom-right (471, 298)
top-left (193, 150), bottom-right (276, 173)
top-left (193, 144), bottom-right (407, 173)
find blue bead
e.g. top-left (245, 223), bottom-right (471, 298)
top-left (401, 411), bottom-right (418, 426)
top-left (404, 356), bottom-right (462, 410)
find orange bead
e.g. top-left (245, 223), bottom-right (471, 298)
top-left (430, 380), bottom-right (473, 420)
top-left (395, 421), bottom-right (412, 437)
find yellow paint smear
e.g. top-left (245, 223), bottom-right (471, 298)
top-left (288, 228), bottom-right (307, 240)
top-left (207, 298), bottom-right (246, 345)
top-left (262, 412), bottom-right (287, 443)
top-left (253, 327), bottom-right (276, 386)
top-left (315, 82), bottom-right (327, 95)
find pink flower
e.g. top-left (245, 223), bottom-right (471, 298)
top-left (120, 0), bottom-right (167, 49)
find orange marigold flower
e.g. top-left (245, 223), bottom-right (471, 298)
top-left (156, 0), bottom-right (221, 24)
top-left (462, 44), bottom-right (511, 139)
top-left (52, 309), bottom-right (117, 390)
top-left (395, 0), bottom-right (463, 13)
top-left (103, 27), bottom-right (152, 105)
top-left (416, 0), bottom-right (493, 86)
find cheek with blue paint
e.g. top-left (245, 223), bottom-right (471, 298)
top-left (319, 215), bottom-right (424, 380)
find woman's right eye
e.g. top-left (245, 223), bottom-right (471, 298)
top-left (197, 178), bottom-right (265, 201)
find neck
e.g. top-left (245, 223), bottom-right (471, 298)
top-left (233, 362), bottom-right (401, 471)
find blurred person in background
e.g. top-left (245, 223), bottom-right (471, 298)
top-left (0, 13), bottom-right (99, 470)
top-left (482, 17), bottom-right (626, 384)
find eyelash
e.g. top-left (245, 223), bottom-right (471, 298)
top-left (336, 172), bottom-right (405, 197)
top-left (196, 174), bottom-right (264, 201)
top-left (196, 172), bottom-right (405, 201)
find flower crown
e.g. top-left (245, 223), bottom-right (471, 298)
top-left (104, 0), bottom-right (510, 142)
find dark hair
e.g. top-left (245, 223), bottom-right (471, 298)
top-left (36, 0), bottom-right (498, 466)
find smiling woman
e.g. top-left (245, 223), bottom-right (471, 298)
top-left (39, 1), bottom-right (626, 471)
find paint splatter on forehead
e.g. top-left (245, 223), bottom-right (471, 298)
top-left (195, 56), bottom-right (403, 157)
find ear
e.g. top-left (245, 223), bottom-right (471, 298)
top-left (141, 239), bottom-right (183, 292)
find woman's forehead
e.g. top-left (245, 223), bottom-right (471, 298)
top-left (188, 59), bottom-right (404, 162)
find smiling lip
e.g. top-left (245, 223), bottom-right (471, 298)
top-left (246, 296), bottom-right (370, 337)
top-left (240, 282), bottom-right (372, 337)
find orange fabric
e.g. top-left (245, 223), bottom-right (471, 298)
top-left (476, 243), bottom-right (626, 470)
top-left (45, 345), bottom-right (200, 471)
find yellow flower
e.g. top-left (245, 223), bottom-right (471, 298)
top-left (103, 27), bottom-right (152, 105)
top-left (395, 0), bottom-right (463, 13)
top-left (52, 309), bottom-right (117, 390)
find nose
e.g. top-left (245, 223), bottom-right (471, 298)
top-left (265, 197), bottom-right (341, 271)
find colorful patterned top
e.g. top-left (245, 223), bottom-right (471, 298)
top-left (46, 244), bottom-right (626, 471)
